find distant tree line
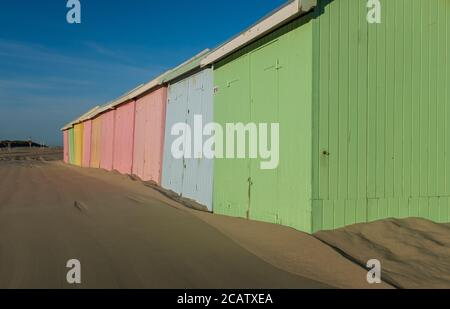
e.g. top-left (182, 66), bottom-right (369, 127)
top-left (0, 140), bottom-right (47, 148)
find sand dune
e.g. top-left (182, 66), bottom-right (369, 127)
top-left (0, 149), bottom-right (448, 289)
top-left (315, 219), bottom-right (450, 289)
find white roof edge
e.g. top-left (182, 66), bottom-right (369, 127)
top-left (170, 49), bottom-right (210, 72)
top-left (96, 68), bottom-right (173, 115)
top-left (77, 106), bottom-right (101, 122)
top-left (200, 0), bottom-right (316, 67)
top-left (61, 106), bottom-right (101, 131)
top-left (89, 50), bottom-right (211, 120)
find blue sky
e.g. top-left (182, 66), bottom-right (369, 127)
top-left (0, 0), bottom-right (286, 146)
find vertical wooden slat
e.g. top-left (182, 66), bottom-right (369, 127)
top-left (338, 0), bottom-right (349, 200)
top-left (367, 0), bottom-right (377, 199)
top-left (357, 0), bottom-right (368, 200)
top-left (347, 0), bottom-right (358, 200)
top-left (384, 0), bottom-right (395, 199)
top-left (376, 0), bottom-right (387, 199)
top-left (328, 0), bottom-right (340, 201)
top-left (437, 0), bottom-right (447, 196)
top-left (419, 0), bottom-right (430, 197)
top-left (403, 0), bottom-right (413, 199)
top-left (411, 0), bottom-right (421, 197)
top-left (318, 7), bottom-right (330, 200)
top-left (428, 2), bottom-right (438, 197)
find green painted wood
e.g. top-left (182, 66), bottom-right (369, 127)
top-left (328, 0), bottom-right (339, 202)
top-left (376, 1), bottom-right (386, 199)
top-left (356, 0), bottom-right (368, 201)
top-left (347, 0), bottom-right (358, 201)
top-left (420, 0), bottom-right (430, 198)
top-left (317, 5), bottom-right (329, 201)
top-left (338, 0), bottom-right (349, 201)
top-left (68, 127), bottom-right (75, 165)
top-left (312, 0), bottom-right (450, 232)
top-left (213, 17), bottom-right (314, 233)
top-left (403, 0), bottom-right (412, 199)
top-left (312, 7), bottom-right (321, 202)
top-left (213, 0), bottom-right (449, 233)
top-left (437, 0), bottom-right (447, 197)
top-left (411, 0), bottom-right (421, 198)
top-left (384, 0), bottom-right (395, 199)
top-left (213, 51), bottom-right (252, 220)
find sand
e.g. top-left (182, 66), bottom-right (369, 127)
top-left (315, 218), bottom-right (450, 289)
top-left (192, 213), bottom-right (393, 289)
top-left (0, 147), bottom-right (62, 162)
top-left (0, 149), bottom-right (327, 289)
top-left (0, 149), bottom-right (448, 289)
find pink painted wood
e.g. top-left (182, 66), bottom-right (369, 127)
top-left (82, 120), bottom-right (92, 168)
top-left (113, 101), bottom-right (136, 175)
top-left (90, 116), bottom-right (102, 168)
top-left (63, 130), bottom-right (69, 163)
top-left (100, 110), bottom-right (115, 171)
top-left (133, 87), bottom-right (167, 184)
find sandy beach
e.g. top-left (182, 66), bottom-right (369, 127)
top-left (0, 149), bottom-right (448, 289)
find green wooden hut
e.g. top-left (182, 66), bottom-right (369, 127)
top-left (203, 0), bottom-right (450, 233)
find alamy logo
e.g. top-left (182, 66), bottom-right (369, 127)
top-left (171, 115), bottom-right (279, 170)
top-left (66, 0), bottom-right (81, 24)
top-left (367, 0), bottom-right (381, 24)
top-left (366, 259), bottom-right (382, 284)
top-left (66, 259), bottom-right (81, 284)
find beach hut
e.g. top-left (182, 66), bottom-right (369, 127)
top-left (81, 73), bottom-right (170, 181)
top-left (100, 109), bottom-right (116, 171)
top-left (95, 75), bottom-right (173, 184)
top-left (202, 0), bottom-right (450, 233)
top-left (88, 78), bottom-right (168, 181)
top-left (61, 106), bottom-right (100, 168)
top-left (161, 50), bottom-right (214, 211)
top-left (75, 72), bottom-right (170, 180)
top-left (62, 0), bottom-right (450, 233)
top-left (62, 117), bottom-right (81, 165)
top-left (82, 120), bottom-right (92, 168)
top-left (73, 123), bottom-right (84, 167)
top-left (90, 116), bottom-right (102, 168)
top-left (62, 121), bottom-right (75, 165)
top-left (78, 107), bottom-right (100, 168)
top-left (88, 102), bottom-right (119, 170)
top-left (133, 87), bottom-right (167, 183)
top-left (63, 130), bottom-right (69, 163)
top-left (68, 127), bottom-right (75, 165)
top-left (113, 100), bottom-right (136, 175)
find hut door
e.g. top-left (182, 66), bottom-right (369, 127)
top-left (182, 70), bottom-right (214, 210)
top-left (213, 55), bottom-right (252, 219)
top-left (162, 80), bottom-right (189, 195)
top-left (249, 40), bottom-right (280, 223)
top-left (182, 75), bottom-right (204, 204)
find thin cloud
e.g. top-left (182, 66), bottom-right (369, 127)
top-left (0, 77), bottom-right (93, 91)
top-left (0, 39), bottom-right (156, 76)
top-left (0, 80), bottom-right (54, 90)
top-left (82, 41), bottom-right (131, 63)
